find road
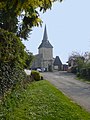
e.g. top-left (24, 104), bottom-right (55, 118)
top-left (42, 71), bottom-right (90, 112)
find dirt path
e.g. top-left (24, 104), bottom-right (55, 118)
top-left (42, 71), bottom-right (90, 112)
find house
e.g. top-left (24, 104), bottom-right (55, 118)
top-left (53, 56), bottom-right (62, 71)
top-left (67, 55), bottom-right (85, 73)
top-left (62, 64), bottom-right (68, 71)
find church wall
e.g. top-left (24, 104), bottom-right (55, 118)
top-left (41, 60), bottom-right (53, 71)
top-left (39, 48), bottom-right (53, 60)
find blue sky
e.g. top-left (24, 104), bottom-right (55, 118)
top-left (23, 0), bottom-right (90, 64)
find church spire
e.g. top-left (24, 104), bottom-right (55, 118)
top-left (38, 24), bottom-right (53, 49)
top-left (43, 24), bottom-right (48, 42)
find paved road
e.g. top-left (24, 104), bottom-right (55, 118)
top-left (42, 71), bottom-right (90, 112)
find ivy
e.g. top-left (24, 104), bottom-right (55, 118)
top-left (0, 29), bottom-right (27, 96)
top-left (0, 29), bottom-right (25, 64)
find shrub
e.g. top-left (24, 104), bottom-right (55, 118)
top-left (31, 70), bottom-right (41, 81)
top-left (80, 68), bottom-right (87, 78)
top-left (87, 68), bottom-right (90, 80)
top-left (0, 29), bottom-right (26, 96)
top-left (87, 68), bottom-right (90, 76)
top-left (0, 62), bottom-right (26, 96)
top-left (76, 72), bottom-right (80, 77)
top-left (0, 29), bottom-right (25, 65)
top-left (41, 76), bottom-right (44, 80)
top-left (77, 67), bottom-right (90, 80)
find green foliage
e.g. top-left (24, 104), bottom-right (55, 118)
top-left (0, 9), bottom-right (18, 33)
top-left (0, 29), bottom-right (26, 66)
top-left (0, 0), bottom-right (63, 39)
top-left (76, 57), bottom-right (85, 70)
top-left (41, 75), bottom-right (44, 80)
top-left (87, 68), bottom-right (90, 78)
top-left (24, 50), bottom-right (33, 69)
top-left (69, 52), bottom-right (90, 80)
top-left (0, 29), bottom-right (27, 96)
top-left (0, 62), bottom-right (26, 96)
top-left (0, 80), bottom-right (90, 120)
top-left (77, 68), bottom-right (90, 80)
top-left (80, 68), bottom-right (87, 78)
top-left (31, 70), bottom-right (41, 81)
top-left (76, 72), bottom-right (80, 77)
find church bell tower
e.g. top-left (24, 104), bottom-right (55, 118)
top-left (38, 25), bottom-right (53, 71)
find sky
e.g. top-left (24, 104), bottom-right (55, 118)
top-left (23, 0), bottom-right (90, 64)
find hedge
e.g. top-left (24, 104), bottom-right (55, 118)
top-left (0, 29), bottom-right (26, 96)
top-left (0, 62), bottom-right (26, 96)
top-left (0, 28), bottom-right (25, 64)
top-left (77, 67), bottom-right (90, 80)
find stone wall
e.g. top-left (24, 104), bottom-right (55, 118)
top-left (39, 48), bottom-right (53, 60)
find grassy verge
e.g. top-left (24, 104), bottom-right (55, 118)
top-left (76, 77), bottom-right (90, 83)
top-left (0, 80), bottom-right (90, 120)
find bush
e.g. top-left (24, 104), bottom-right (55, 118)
top-left (0, 62), bottom-right (26, 96)
top-left (31, 70), bottom-right (41, 81)
top-left (0, 29), bottom-right (27, 96)
top-left (41, 76), bottom-right (44, 80)
top-left (86, 68), bottom-right (90, 80)
top-left (0, 29), bottom-right (25, 64)
top-left (87, 68), bottom-right (90, 77)
top-left (77, 67), bottom-right (90, 80)
top-left (76, 72), bottom-right (80, 77)
top-left (80, 68), bottom-right (87, 78)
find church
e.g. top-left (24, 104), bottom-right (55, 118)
top-left (31, 25), bottom-right (62, 71)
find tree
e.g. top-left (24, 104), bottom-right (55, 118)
top-left (68, 52), bottom-right (90, 80)
top-left (24, 50), bottom-right (34, 69)
top-left (68, 52), bottom-right (85, 73)
top-left (0, 0), bottom-right (63, 39)
top-left (0, 0), bottom-right (63, 94)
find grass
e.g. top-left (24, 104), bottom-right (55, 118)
top-left (0, 80), bottom-right (90, 120)
top-left (76, 77), bottom-right (90, 83)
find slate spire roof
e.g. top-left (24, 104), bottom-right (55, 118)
top-left (38, 25), bottom-right (53, 49)
top-left (43, 24), bottom-right (48, 42)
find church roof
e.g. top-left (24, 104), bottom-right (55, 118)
top-left (38, 25), bottom-right (53, 49)
top-left (53, 56), bottom-right (62, 66)
top-left (38, 40), bottom-right (53, 48)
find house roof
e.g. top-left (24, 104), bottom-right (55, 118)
top-left (38, 25), bottom-right (53, 49)
top-left (53, 56), bottom-right (62, 66)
